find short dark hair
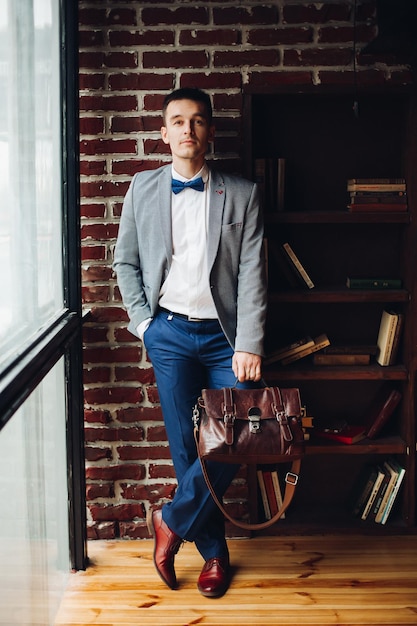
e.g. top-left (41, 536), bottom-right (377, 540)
top-left (162, 88), bottom-right (213, 124)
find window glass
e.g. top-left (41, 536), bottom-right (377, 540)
top-left (0, 357), bottom-right (70, 625)
top-left (0, 0), bottom-right (64, 371)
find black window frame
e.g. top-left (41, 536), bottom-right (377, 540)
top-left (0, 0), bottom-right (87, 571)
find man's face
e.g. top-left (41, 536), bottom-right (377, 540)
top-left (161, 99), bottom-right (214, 165)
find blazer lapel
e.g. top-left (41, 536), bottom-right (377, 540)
top-left (207, 169), bottom-right (225, 270)
top-left (157, 165), bottom-right (173, 266)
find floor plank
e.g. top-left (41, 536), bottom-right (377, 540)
top-left (54, 535), bottom-right (417, 625)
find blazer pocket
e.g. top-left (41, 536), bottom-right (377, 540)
top-left (222, 222), bottom-right (243, 231)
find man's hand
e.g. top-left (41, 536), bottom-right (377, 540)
top-left (232, 351), bottom-right (262, 382)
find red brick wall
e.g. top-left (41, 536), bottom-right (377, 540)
top-left (79, 0), bottom-right (412, 540)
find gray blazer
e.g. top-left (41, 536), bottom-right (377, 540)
top-left (113, 164), bottom-right (267, 356)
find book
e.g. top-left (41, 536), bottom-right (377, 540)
top-left (351, 465), bottom-right (380, 518)
top-left (349, 192), bottom-right (407, 203)
top-left (314, 344), bottom-right (378, 356)
top-left (280, 333), bottom-right (330, 365)
top-left (348, 185), bottom-right (407, 193)
top-left (364, 387), bottom-right (402, 439)
top-left (313, 353), bottom-right (370, 365)
top-left (271, 470), bottom-right (285, 518)
top-left (346, 277), bottom-right (402, 289)
top-left (264, 336), bottom-right (315, 365)
top-left (317, 424), bottom-right (367, 445)
top-left (262, 471), bottom-right (279, 517)
top-left (374, 461), bottom-right (399, 523)
top-left (361, 466), bottom-right (386, 520)
top-left (282, 242), bottom-right (315, 289)
top-left (347, 178), bottom-right (406, 192)
top-left (379, 459), bottom-right (406, 524)
top-left (348, 203), bottom-right (408, 212)
top-left (276, 158), bottom-right (286, 211)
top-left (388, 312), bottom-right (404, 366)
top-left (254, 158), bottom-right (267, 208)
top-left (268, 240), bottom-right (307, 289)
top-left (347, 178), bottom-right (406, 185)
top-left (368, 464), bottom-right (393, 522)
top-left (376, 310), bottom-right (400, 366)
top-left (254, 157), bottom-right (286, 211)
top-left (257, 470), bottom-right (271, 520)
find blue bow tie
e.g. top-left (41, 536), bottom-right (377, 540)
top-left (171, 177), bottom-right (205, 194)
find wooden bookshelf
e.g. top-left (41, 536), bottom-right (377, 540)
top-left (244, 87), bottom-right (417, 533)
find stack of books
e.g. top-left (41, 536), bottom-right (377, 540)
top-left (347, 178), bottom-right (407, 212)
top-left (351, 458), bottom-right (406, 524)
top-left (257, 407), bottom-right (316, 521)
top-left (257, 468), bottom-right (285, 520)
top-left (376, 309), bottom-right (404, 366)
top-left (265, 334), bottom-right (330, 366)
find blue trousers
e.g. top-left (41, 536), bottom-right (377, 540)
top-left (144, 309), bottom-right (256, 561)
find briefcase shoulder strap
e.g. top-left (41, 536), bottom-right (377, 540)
top-left (193, 427), bottom-right (301, 531)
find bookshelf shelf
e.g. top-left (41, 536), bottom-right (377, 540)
top-left (264, 364), bottom-right (408, 382)
top-left (245, 88), bottom-right (417, 533)
top-left (255, 510), bottom-right (409, 535)
top-left (268, 289), bottom-right (409, 304)
top-left (265, 211), bottom-right (410, 225)
top-left (306, 436), bottom-right (407, 456)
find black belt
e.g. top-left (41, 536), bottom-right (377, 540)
top-left (159, 307), bottom-right (217, 323)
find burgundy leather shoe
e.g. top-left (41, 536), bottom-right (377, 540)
top-left (197, 557), bottom-right (230, 598)
top-left (147, 508), bottom-right (182, 590)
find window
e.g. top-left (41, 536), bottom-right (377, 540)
top-left (0, 1), bottom-right (86, 623)
top-left (0, 0), bottom-right (64, 371)
top-left (0, 359), bottom-right (70, 624)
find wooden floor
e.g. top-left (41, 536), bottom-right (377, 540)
top-left (55, 535), bottom-right (417, 626)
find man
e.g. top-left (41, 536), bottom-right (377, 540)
top-left (113, 87), bottom-right (267, 597)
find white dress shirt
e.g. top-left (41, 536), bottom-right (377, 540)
top-left (137, 163), bottom-right (217, 339)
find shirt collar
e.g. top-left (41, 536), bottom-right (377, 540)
top-left (171, 163), bottom-right (209, 184)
